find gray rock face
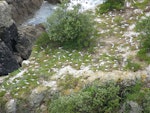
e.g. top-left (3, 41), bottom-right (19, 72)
top-left (5, 99), bottom-right (17, 113)
top-left (17, 25), bottom-right (45, 60)
top-left (0, 1), bottom-right (14, 27)
top-left (121, 101), bottom-right (142, 113)
top-left (29, 86), bottom-right (48, 108)
top-left (5, 0), bottom-right (43, 25)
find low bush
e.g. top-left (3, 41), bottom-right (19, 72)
top-left (96, 0), bottom-right (125, 14)
top-left (49, 81), bottom-right (120, 113)
top-left (49, 79), bottom-right (150, 113)
top-left (40, 1), bottom-right (97, 50)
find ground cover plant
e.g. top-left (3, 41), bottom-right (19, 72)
top-left (96, 0), bottom-right (125, 14)
top-left (136, 16), bottom-right (150, 63)
top-left (49, 80), bottom-right (150, 113)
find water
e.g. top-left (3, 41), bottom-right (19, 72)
top-left (24, 1), bottom-right (57, 25)
top-left (24, 0), bottom-right (104, 25)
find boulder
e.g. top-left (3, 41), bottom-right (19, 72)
top-left (5, 0), bottom-right (43, 25)
top-left (29, 86), bottom-right (48, 108)
top-left (5, 99), bottom-right (17, 113)
top-left (0, 1), bottom-right (14, 27)
top-left (121, 101), bottom-right (142, 113)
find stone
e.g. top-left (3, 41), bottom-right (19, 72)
top-left (5, 0), bottom-right (43, 25)
top-left (144, 6), bottom-right (150, 12)
top-left (0, 1), bottom-right (14, 27)
top-left (29, 86), bottom-right (48, 108)
top-left (121, 101), bottom-right (142, 113)
top-left (5, 99), bottom-right (17, 113)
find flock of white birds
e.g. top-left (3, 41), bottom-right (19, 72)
top-left (69, 0), bottom-right (104, 11)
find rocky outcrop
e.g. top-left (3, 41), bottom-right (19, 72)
top-left (6, 0), bottom-right (43, 25)
top-left (0, 1), bottom-right (19, 75)
top-left (0, 1), bottom-right (44, 75)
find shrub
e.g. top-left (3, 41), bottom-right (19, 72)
top-left (136, 16), bottom-right (150, 63)
top-left (96, 0), bottom-right (125, 14)
top-left (44, 2), bottom-right (97, 49)
top-left (49, 79), bottom-right (150, 113)
top-left (49, 81), bottom-right (120, 113)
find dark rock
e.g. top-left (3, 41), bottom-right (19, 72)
top-left (1, 23), bottom-right (18, 52)
top-left (46, 0), bottom-right (61, 4)
top-left (0, 42), bottom-right (19, 75)
top-left (0, 23), bottom-right (45, 75)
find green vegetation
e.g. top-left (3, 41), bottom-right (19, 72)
top-left (49, 81), bottom-right (120, 113)
top-left (136, 16), bottom-right (150, 63)
top-left (96, 0), bottom-right (125, 14)
top-left (58, 74), bottom-right (81, 90)
top-left (132, 0), bottom-right (150, 9)
top-left (49, 80), bottom-right (150, 113)
top-left (125, 59), bottom-right (141, 72)
top-left (40, 1), bottom-right (97, 50)
top-left (120, 80), bottom-right (150, 112)
top-left (1, 0), bottom-right (150, 112)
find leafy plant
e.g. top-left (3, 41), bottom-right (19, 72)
top-left (43, 1), bottom-right (97, 49)
top-left (96, 0), bottom-right (125, 14)
top-left (136, 16), bottom-right (150, 63)
top-left (49, 81), bottom-right (120, 113)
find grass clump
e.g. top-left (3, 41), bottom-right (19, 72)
top-left (125, 59), bottom-right (141, 72)
top-left (96, 0), bottom-right (125, 14)
top-left (58, 74), bottom-right (81, 90)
